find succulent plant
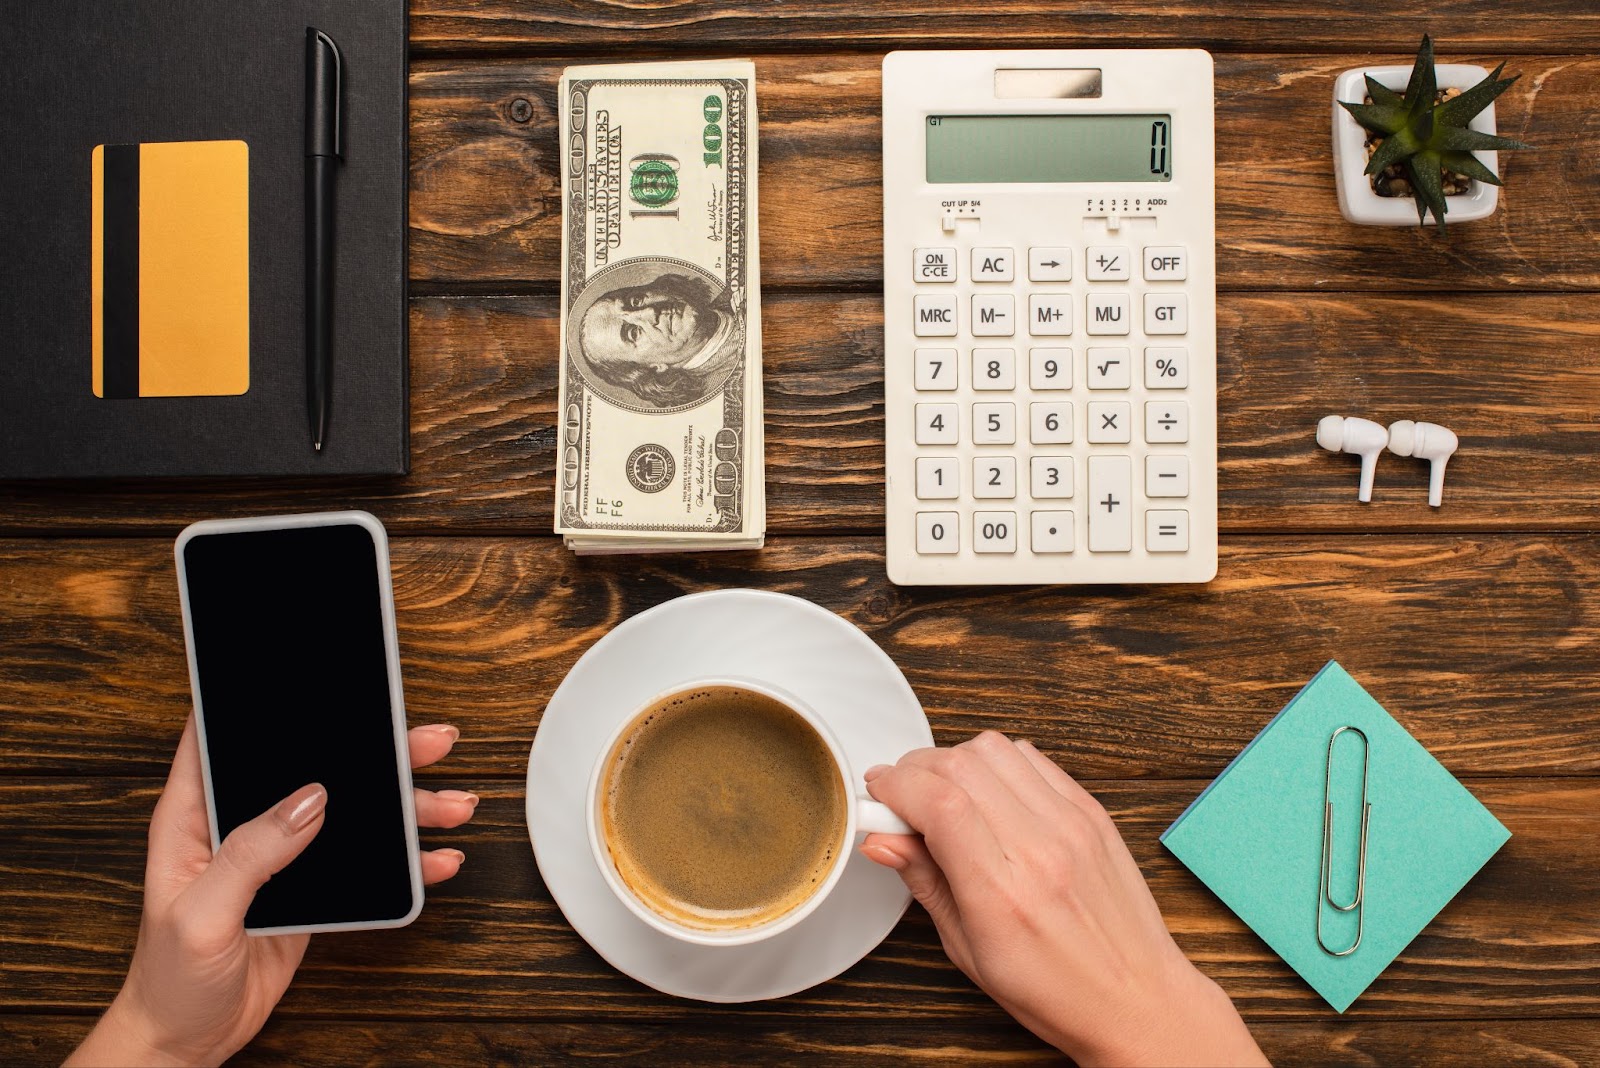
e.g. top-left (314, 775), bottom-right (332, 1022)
top-left (1340, 35), bottom-right (1529, 230)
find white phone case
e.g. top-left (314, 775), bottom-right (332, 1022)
top-left (174, 509), bottom-right (424, 935)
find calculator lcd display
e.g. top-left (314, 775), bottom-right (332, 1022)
top-left (925, 114), bottom-right (1173, 183)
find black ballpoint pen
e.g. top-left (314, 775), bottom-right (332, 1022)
top-left (305, 27), bottom-right (343, 452)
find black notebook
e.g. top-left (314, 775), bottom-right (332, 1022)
top-left (0, 0), bottom-right (408, 478)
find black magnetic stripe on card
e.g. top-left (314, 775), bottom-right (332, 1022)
top-left (102, 143), bottom-right (140, 399)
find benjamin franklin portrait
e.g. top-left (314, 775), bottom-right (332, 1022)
top-left (568, 258), bottom-right (745, 412)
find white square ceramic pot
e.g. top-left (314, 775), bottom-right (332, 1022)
top-left (1332, 64), bottom-right (1500, 226)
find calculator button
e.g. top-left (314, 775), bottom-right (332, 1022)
top-left (972, 247), bottom-right (1015, 282)
top-left (916, 457), bottom-right (959, 499)
top-left (1086, 293), bottom-right (1130, 335)
top-left (914, 294), bottom-right (958, 336)
top-left (916, 511), bottom-right (960, 554)
top-left (1144, 400), bottom-right (1189, 444)
top-left (1029, 401), bottom-right (1073, 444)
top-left (971, 402), bottom-right (1016, 444)
top-left (1087, 402), bottom-right (1131, 444)
top-left (1030, 347), bottom-right (1072, 390)
top-left (913, 247), bottom-right (957, 283)
top-left (973, 511), bottom-right (1018, 554)
top-left (1146, 509), bottom-right (1190, 552)
top-left (1142, 246), bottom-right (1187, 281)
top-left (915, 347), bottom-right (958, 391)
top-left (972, 294), bottom-right (1015, 337)
top-left (1029, 247), bottom-right (1073, 282)
top-left (915, 402), bottom-right (958, 445)
top-left (1087, 456), bottom-right (1133, 552)
top-left (972, 348), bottom-right (1016, 391)
top-left (1086, 347), bottom-right (1131, 390)
top-left (1144, 293), bottom-right (1187, 335)
top-left (973, 456), bottom-right (1017, 499)
top-left (1030, 455), bottom-right (1074, 498)
top-left (1027, 294), bottom-right (1073, 336)
top-left (1086, 246), bottom-right (1131, 281)
top-left (1146, 455), bottom-right (1189, 497)
top-left (1144, 346), bottom-right (1189, 389)
top-left (1031, 511), bottom-right (1075, 554)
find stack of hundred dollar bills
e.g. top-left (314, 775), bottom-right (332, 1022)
top-left (555, 60), bottom-right (765, 554)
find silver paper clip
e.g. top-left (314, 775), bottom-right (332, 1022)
top-left (1317, 725), bottom-right (1371, 957)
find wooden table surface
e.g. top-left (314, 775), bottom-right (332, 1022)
top-left (5, 3), bottom-right (1600, 1064)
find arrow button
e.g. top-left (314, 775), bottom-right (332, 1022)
top-left (1029, 246), bottom-right (1073, 283)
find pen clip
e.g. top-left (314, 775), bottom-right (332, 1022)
top-left (307, 28), bottom-right (343, 160)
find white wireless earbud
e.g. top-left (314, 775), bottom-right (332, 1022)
top-left (1317, 415), bottom-right (1389, 503)
top-left (1387, 420), bottom-right (1458, 507)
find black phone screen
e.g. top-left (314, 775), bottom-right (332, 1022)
top-left (181, 522), bottom-right (415, 929)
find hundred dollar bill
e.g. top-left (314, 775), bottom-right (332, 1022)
top-left (555, 59), bottom-right (765, 552)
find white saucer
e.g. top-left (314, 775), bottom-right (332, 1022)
top-left (526, 589), bottom-right (933, 1003)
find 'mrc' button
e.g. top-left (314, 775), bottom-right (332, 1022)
top-left (1142, 245), bottom-right (1187, 281)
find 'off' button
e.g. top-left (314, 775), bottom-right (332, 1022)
top-left (914, 247), bottom-right (957, 283)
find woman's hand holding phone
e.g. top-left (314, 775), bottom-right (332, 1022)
top-left (67, 717), bottom-right (478, 1068)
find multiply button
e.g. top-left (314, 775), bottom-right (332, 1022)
top-left (913, 247), bottom-right (956, 283)
top-left (1087, 401), bottom-right (1131, 444)
top-left (1142, 246), bottom-right (1187, 281)
top-left (914, 294), bottom-right (958, 336)
top-left (1086, 246), bottom-right (1131, 281)
top-left (1087, 455), bottom-right (1133, 552)
top-left (1143, 293), bottom-right (1187, 335)
top-left (1029, 247), bottom-right (1073, 282)
top-left (972, 247), bottom-right (1014, 282)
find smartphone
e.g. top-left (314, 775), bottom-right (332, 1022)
top-left (175, 511), bottom-right (422, 934)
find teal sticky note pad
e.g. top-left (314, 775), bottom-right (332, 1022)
top-left (1161, 662), bottom-right (1510, 1012)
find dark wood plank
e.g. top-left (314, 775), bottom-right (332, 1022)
top-left (9, 1013), bottom-right (1599, 1067)
top-left (0, 292), bottom-right (1596, 535)
top-left (408, 55), bottom-right (1600, 291)
top-left (2, 534), bottom-right (1596, 779)
top-left (408, 3), bottom-right (1600, 55)
top-left (1, 777), bottom-right (1593, 1021)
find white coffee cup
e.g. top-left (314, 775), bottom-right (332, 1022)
top-left (585, 675), bottom-right (914, 948)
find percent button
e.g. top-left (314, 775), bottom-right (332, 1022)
top-left (1144, 346), bottom-right (1188, 389)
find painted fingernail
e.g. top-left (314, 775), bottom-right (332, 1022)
top-left (860, 842), bottom-right (907, 870)
top-left (439, 790), bottom-right (480, 808)
top-left (421, 724), bottom-right (460, 742)
top-left (864, 764), bottom-right (890, 782)
top-left (439, 848), bottom-right (466, 866)
top-left (275, 783), bottom-right (327, 834)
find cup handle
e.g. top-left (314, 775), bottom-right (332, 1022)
top-left (857, 798), bottom-right (915, 836)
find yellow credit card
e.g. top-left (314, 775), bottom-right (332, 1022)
top-left (91, 139), bottom-right (250, 397)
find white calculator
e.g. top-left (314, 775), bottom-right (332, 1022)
top-left (883, 50), bottom-right (1217, 586)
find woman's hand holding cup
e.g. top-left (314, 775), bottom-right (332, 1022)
top-left (860, 731), bottom-right (1268, 1068)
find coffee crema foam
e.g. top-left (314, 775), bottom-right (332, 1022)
top-left (601, 686), bottom-right (848, 931)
